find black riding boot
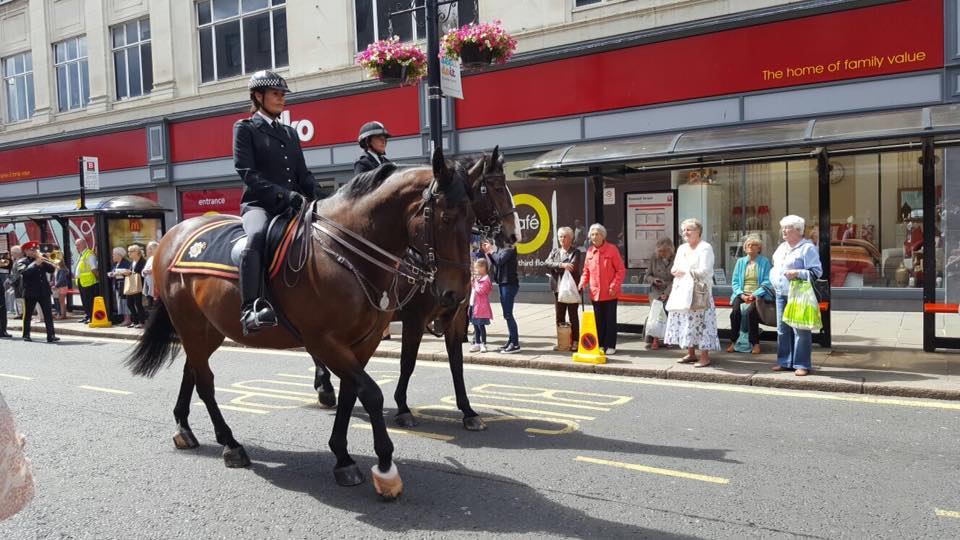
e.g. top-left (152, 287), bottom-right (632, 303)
top-left (239, 249), bottom-right (277, 335)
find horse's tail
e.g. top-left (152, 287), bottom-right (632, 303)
top-left (125, 300), bottom-right (181, 377)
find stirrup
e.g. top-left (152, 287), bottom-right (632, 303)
top-left (241, 298), bottom-right (278, 335)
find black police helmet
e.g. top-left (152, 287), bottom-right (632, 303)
top-left (358, 121), bottom-right (391, 148)
top-left (248, 70), bottom-right (290, 94)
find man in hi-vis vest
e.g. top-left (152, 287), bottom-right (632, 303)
top-left (74, 238), bottom-right (98, 324)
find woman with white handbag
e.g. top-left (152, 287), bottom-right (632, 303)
top-left (664, 218), bottom-right (720, 367)
top-left (545, 226), bottom-right (584, 351)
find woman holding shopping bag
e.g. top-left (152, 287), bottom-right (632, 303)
top-left (545, 226), bottom-right (583, 351)
top-left (643, 237), bottom-right (675, 350)
top-left (578, 224), bottom-right (625, 355)
top-left (664, 218), bottom-right (720, 367)
top-left (770, 215), bottom-right (822, 376)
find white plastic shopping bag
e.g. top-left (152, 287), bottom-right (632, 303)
top-left (557, 270), bottom-right (581, 304)
top-left (644, 299), bottom-right (668, 338)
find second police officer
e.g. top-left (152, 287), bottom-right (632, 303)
top-left (354, 121), bottom-right (392, 174)
top-left (233, 70), bottom-right (320, 335)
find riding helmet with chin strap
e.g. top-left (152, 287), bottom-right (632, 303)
top-left (248, 70), bottom-right (290, 94)
top-left (358, 121), bottom-right (391, 149)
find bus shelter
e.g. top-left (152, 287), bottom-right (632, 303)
top-left (520, 104), bottom-right (960, 353)
top-left (0, 195), bottom-right (167, 318)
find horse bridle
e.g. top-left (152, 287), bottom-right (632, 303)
top-left (472, 171), bottom-right (517, 241)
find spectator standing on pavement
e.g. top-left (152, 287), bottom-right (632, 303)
top-left (74, 238), bottom-right (98, 324)
top-left (482, 238), bottom-right (521, 354)
top-left (0, 251), bottom-right (10, 338)
top-left (545, 226), bottom-right (583, 351)
top-left (578, 224), bottom-right (626, 355)
top-left (770, 215), bottom-right (822, 377)
top-left (6, 246), bottom-right (23, 320)
top-left (727, 234), bottom-right (771, 355)
top-left (643, 237), bottom-right (675, 350)
top-left (664, 218), bottom-right (719, 367)
top-left (53, 260), bottom-right (70, 320)
top-left (125, 245), bottom-right (147, 328)
top-left (107, 247), bottom-right (132, 327)
top-left (142, 241), bottom-right (159, 308)
top-left (468, 258), bottom-right (493, 353)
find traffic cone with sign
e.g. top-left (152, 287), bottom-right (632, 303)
top-left (573, 309), bottom-right (606, 364)
top-left (88, 296), bottom-right (112, 328)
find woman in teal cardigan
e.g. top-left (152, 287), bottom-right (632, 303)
top-left (727, 235), bottom-right (772, 354)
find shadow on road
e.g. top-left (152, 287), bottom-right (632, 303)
top-left (190, 443), bottom-right (698, 539)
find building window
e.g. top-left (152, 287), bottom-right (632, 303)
top-left (54, 36), bottom-right (90, 112)
top-left (355, 0), bottom-right (477, 51)
top-left (197, 0), bottom-right (288, 83)
top-left (3, 52), bottom-right (34, 122)
top-left (574, 0), bottom-right (603, 6)
top-left (112, 18), bottom-right (153, 99)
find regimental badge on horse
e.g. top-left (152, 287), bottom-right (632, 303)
top-left (188, 241), bottom-right (207, 259)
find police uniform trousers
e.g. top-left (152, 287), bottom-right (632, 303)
top-left (22, 295), bottom-right (54, 339)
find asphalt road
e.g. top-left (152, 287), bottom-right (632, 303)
top-left (0, 336), bottom-right (958, 539)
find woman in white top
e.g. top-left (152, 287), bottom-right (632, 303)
top-left (142, 241), bottom-right (159, 307)
top-left (664, 218), bottom-right (720, 367)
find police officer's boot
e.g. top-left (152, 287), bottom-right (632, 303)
top-left (239, 249), bottom-right (277, 335)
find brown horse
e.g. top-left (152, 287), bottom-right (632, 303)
top-left (125, 148), bottom-right (474, 500)
top-left (309, 149), bottom-right (518, 431)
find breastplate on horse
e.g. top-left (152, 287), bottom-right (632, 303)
top-left (126, 147), bottom-right (476, 501)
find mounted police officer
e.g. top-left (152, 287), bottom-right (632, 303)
top-left (16, 241), bottom-right (58, 343)
top-left (233, 70), bottom-right (320, 335)
top-left (353, 121), bottom-right (392, 175)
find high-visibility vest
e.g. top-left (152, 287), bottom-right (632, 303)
top-left (76, 249), bottom-right (97, 287)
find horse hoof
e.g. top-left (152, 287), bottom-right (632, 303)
top-left (395, 412), bottom-right (418, 428)
top-left (317, 390), bottom-right (336, 409)
top-left (222, 445), bottom-right (251, 468)
top-left (463, 416), bottom-right (487, 431)
top-left (371, 463), bottom-right (403, 501)
top-left (172, 428), bottom-right (199, 449)
top-left (334, 464), bottom-right (365, 487)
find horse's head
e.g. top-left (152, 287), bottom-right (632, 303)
top-left (466, 146), bottom-right (520, 247)
top-left (407, 146), bottom-right (475, 311)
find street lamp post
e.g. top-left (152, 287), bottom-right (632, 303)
top-left (388, 0), bottom-right (468, 151)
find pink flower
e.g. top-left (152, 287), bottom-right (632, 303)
top-left (355, 36), bottom-right (428, 84)
top-left (441, 20), bottom-right (517, 64)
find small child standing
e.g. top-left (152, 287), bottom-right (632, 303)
top-left (469, 258), bottom-right (493, 353)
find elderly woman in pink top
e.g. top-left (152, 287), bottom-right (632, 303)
top-left (578, 224), bottom-right (626, 355)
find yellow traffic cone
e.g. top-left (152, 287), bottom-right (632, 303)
top-left (573, 310), bottom-right (606, 364)
top-left (89, 296), bottom-right (112, 328)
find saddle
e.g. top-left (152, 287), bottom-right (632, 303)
top-left (169, 212), bottom-right (302, 280)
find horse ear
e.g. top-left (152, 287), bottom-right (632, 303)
top-left (468, 156), bottom-right (485, 186)
top-left (491, 145), bottom-right (500, 165)
top-left (432, 144), bottom-right (452, 189)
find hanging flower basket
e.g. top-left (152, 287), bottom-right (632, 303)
top-left (356, 37), bottom-right (427, 85)
top-left (441, 20), bottom-right (517, 69)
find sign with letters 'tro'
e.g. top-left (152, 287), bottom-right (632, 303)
top-left (82, 156), bottom-right (100, 190)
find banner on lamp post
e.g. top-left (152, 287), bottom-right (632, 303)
top-left (82, 157), bottom-right (100, 190)
top-left (439, 57), bottom-right (463, 100)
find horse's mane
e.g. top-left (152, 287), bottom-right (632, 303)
top-left (341, 162), bottom-right (400, 199)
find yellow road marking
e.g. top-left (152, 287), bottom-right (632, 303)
top-left (414, 405), bottom-right (580, 435)
top-left (275, 373), bottom-right (314, 379)
top-left (352, 423), bottom-right (454, 442)
top-left (473, 383), bottom-right (633, 407)
top-left (81, 336), bottom-right (960, 411)
top-left (576, 456), bottom-right (730, 485)
top-left (438, 395), bottom-right (596, 420)
top-left (935, 508), bottom-right (960, 518)
top-left (462, 393), bottom-right (611, 411)
top-left (0, 373), bottom-right (33, 380)
top-left (194, 402), bottom-right (269, 415)
top-left (78, 385), bottom-right (132, 395)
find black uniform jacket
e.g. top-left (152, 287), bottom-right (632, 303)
top-left (353, 152), bottom-right (392, 175)
top-left (233, 114), bottom-right (319, 215)
top-left (17, 258), bottom-right (53, 299)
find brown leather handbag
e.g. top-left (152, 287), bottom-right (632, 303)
top-left (690, 278), bottom-right (710, 311)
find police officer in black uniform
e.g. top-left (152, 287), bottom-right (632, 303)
top-left (233, 70), bottom-right (320, 335)
top-left (17, 241), bottom-right (58, 343)
top-left (353, 121), bottom-right (392, 175)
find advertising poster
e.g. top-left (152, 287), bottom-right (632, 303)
top-left (107, 217), bottom-right (163, 252)
top-left (625, 191), bottom-right (676, 272)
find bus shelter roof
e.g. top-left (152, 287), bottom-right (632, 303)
top-left (519, 104), bottom-right (960, 178)
top-left (0, 195), bottom-right (166, 223)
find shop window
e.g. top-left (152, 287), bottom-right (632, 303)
top-left (3, 52), bottom-right (34, 123)
top-left (829, 150), bottom-right (944, 289)
top-left (112, 18), bottom-right (153, 99)
top-left (53, 36), bottom-right (89, 112)
top-left (354, 0), bottom-right (477, 51)
top-left (197, 0), bottom-right (287, 83)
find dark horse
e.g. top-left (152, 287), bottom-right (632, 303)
top-left (125, 148), bottom-right (474, 500)
top-left (309, 149), bottom-right (518, 431)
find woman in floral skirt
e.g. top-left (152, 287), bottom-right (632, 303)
top-left (664, 218), bottom-right (720, 367)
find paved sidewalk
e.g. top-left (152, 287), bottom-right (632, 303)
top-left (7, 302), bottom-right (960, 401)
